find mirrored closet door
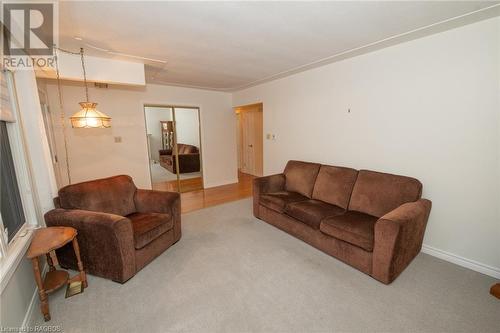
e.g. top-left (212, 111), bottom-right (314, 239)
top-left (144, 105), bottom-right (203, 193)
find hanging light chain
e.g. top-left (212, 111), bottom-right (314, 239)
top-left (53, 45), bottom-right (111, 129)
top-left (53, 46), bottom-right (90, 102)
top-left (53, 47), bottom-right (73, 184)
top-left (80, 48), bottom-right (90, 102)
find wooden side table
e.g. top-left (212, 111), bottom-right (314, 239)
top-left (27, 227), bottom-right (87, 321)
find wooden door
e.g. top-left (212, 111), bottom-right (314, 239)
top-left (239, 107), bottom-right (263, 176)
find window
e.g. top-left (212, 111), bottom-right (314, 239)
top-left (1, 121), bottom-right (26, 241)
top-left (0, 69), bottom-right (39, 285)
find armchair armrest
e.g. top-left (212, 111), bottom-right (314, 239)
top-left (44, 209), bottom-right (136, 282)
top-left (134, 189), bottom-right (181, 242)
top-left (252, 173), bottom-right (286, 217)
top-left (372, 199), bottom-right (432, 284)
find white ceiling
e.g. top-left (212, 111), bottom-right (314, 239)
top-left (58, 1), bottom-right (500, 91)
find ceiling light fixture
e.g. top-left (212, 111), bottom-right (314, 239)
top-left (69, 48), bottom-right (111, 128)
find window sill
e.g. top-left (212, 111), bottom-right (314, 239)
top-left (0, 224), bottom-right (36, 293)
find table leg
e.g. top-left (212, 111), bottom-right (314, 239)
top-left (46, 253), bottom-right (55, 272)
top-left (31, 257), bottom-right (50, 321)
top-left (72, 238), bottom-right (88, 288)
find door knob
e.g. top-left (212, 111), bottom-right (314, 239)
top-left (248, 144), bottom-right (253, 147)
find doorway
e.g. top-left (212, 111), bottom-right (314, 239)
top-left (235, 103), bottom-right (263, 177)
top-left (144, 105), bottom-right (203, 193)
top-left (38, 88), bottom-right (64, 188)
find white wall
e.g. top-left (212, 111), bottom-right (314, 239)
top-left (144, 107), bottom-right (172, 162)
top-left (44, 82), bottom-right (237, 189)
top-left (175, 108), bottom-right (200, 148)
top-left (233, 17), bottom-right (500, 276)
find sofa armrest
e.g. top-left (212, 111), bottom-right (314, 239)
top-left (177, 153), bottom-right (201, 173)
top-left (134, 189), bottom-right (181, 242)
top-left (372, 199), bottom-right (432, 284)
top-left (44, 209), bottom-right (136, 282)
top-left (252, 173), bottom-right (286, 217)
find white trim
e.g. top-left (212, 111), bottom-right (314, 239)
top-left (0, 70), bottom-right (41, 291)
top-left (21, 264), bottom-right (47, 328)
top-left (422, 244), bottom-right (500, 279)
top-left (0, 224), bottom-right (35, 293)
top-left (22, 281), bottom-right (39, 328)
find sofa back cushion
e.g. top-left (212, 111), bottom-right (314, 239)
top-left (177, 144), bottom-right (199, 154)
top-left (312, 165), bottom-right (358, 209)
top-left (284, 160), bottom-right (321, 198)
top-left (348, 170), bottom-right (422, 217)
top-left (58, 175), bottom-right (137, 216)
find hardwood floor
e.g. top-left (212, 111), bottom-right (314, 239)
top-left (180, 172), bottom-right (255, 213)
top-left (152, 177), bottom-right (204, 192)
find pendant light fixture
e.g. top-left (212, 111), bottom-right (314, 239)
top-left (69, 48), bottom-right (111, 128)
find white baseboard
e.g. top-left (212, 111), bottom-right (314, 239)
top-left (22, 284), bottom-right (39, 328)
top-left (422, 244), bottom-right (500, 279)
top-left (22, 264), bottom-right (47, 328)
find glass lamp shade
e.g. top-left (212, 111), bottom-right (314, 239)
top-left (70, 102), bottom-right (111, 128)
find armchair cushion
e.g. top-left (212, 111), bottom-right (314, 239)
top-left (320, 211), bottom-right (378, 251)
top-left (284, 160), bottom-right (321, 198)
top-left (260, 191), bottom-right (308, 213)
top-left (127, 212), bottom-right (173, 249)
top-left (58, 175), bottom-right (137, 217)
top-left (348, 170), bottom-right (422, 217)
top-left (285, 200), bottom-right (345, 229)
top-left (134, 189), bottom-right (179, 215)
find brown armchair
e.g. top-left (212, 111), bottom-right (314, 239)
top-left (44, 175), bottom-right (181, 283)
top-left (159, 143), bottom-right (200, 174)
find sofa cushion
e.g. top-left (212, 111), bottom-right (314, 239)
top-left (320, 211), bottom-right (378, 251)
top-left (284, 160), bottom-right (321, 198)
top-left (312, 165), bottom-right (358, 209)
top-left (127, 212), bottom-right (173, 249)
top-left (285, 200), bottom-right (345, 229)
top-left (58, 175), bottom-right (137, 216)
top-left (177, 144), bottom-right (199, 154)
top-left (260, 191), bottom-right (308, 213)
top-left (348, 170), bottom-right (422, 217)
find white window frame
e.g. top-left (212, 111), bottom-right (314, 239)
top-left (0, 69), bottom-right (40, 292)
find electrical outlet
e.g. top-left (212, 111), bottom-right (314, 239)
top-left (114, 136), bottom-right (122, 143)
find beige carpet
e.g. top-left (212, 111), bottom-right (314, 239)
top-left (31, 198), bottom-right (499, 332)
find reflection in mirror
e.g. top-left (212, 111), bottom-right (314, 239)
top-left (144, 106), bottom-right (203, 193)
top-left (144, 106), bottom-right (178, 191)
top-left (172, 107), bottom-right (203, 192)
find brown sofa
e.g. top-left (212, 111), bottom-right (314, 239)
top-left (159, 143), bottom-right (200, 174)
top-left (253, 160), bottom-right (432, 284)
top-left (44, 175), bottom-right (181, 283)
